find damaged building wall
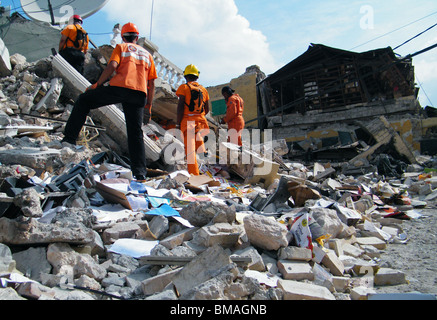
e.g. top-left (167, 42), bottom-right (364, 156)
top-left (208, 65), bottom-right (266, 129)
top-left (256, 43), bottom-right (437, 158)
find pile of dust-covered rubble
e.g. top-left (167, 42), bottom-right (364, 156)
top-left (1, 52), bottom-right (437, 301)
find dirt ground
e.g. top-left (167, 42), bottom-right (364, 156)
top-left (374, 206), bottom-right (437, 296)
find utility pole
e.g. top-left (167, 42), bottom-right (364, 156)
top-left (150, 0), bottom-right (154, 41)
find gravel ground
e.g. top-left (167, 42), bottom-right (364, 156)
top-left (374, 206), bottom-right (437, 296)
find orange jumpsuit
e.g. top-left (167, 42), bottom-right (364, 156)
top-left (176, 82), bottom-right (210, 176)
top-left (223, 94), bottom-right (245, 146)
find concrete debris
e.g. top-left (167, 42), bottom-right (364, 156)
top-left (0, 41), bottom-right (437, 302)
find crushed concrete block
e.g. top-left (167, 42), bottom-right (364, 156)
top-left (12, 247), bottom-right (51, 282)
top-left (231, 246), bottom-right (265, 271)
top-left (309, 207), bottom-right (347, 238)
top-left (356, 237), bottom-right (387, 250)
top-left (332, 276), bottom-right (351, 293)
top-left (0, 243), bottom-right (16, 273)
top-left (278, 279), bottom-right (336, 300)
top-left (0, 288), bottom-right (26, 300)
top-left (278, 246), bottom-right (312, 261)
top-left (192, 223), bottom-right (243, 248)
top-left (322, 250), bottom-right (345, 276)
top-left (350, 286), bottom-right (376, 300)
top-left (179, 264), bottom-right (239, 300)
top-left (159, 227), bottom-right (198, 250)
top-left (16, 282), bottom-right (56, 300)
top-left (0, 217), bottom-right (94, 246)
top-left (374, 268), bottom-right (407, 286)
top-left (101, 222), bottom-right (142, 244)
top-left (46, 243), bottom-right (107, 281)
top-left (148, 215), bottom-right (169, 240)
top-left (277, 260), bottom-right (314, 281)
top-left (171, 245), bottom-right (233, 296)
top-left (243, 214), bottom-right (289, 251)
top-left (13, 188), bottom-right (44, 218)
top-left (0, 37), bottom-right (12, 77)
top-left (179, 202), bottom-right (236, 228)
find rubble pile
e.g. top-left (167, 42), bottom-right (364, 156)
top-left (1, 52), bottom-right (437, 301)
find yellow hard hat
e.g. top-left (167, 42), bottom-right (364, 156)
top-left (184, 64), bottom-right (200, 77)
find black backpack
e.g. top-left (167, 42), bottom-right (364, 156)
top-left (70, 25), bottom-right (88, 51)
top-left (185, 83), bottom-right (205, 114)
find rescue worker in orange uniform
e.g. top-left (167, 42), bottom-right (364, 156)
top-left (176, 65), bottom-right (210, 176)
top-left (62, 22), bottom-right (157, 181)
top-left (221, 86), bottom-right (245, 146)
top-left (59, 15), bottom-right (89, 74)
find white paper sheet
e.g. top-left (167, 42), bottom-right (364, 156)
top-left (108, 239), bottom-right (159, 258)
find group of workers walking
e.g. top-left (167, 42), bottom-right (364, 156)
top-left (59, 17), bottom-right (245, 179)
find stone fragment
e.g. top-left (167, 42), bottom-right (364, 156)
top-left (13, 188), bottom-right (44, 218)
top-left (321, 250), bottom-right (345, 276)
top-left (148, 215), bottom-right (169, 240)
top-left (102, 222), bottom-right (141, 244)
top-left (232, 246), bottom-right (265, 271)
top-left (172, 245), bottom-right (233, 296)
top-left (278, 279), bottom-right (336, 300)
top-left (0, 288), bottom-right (26, 300)
top-left (355, 237), bottom-right (387, 250)
top-left (350, 286), bottom-right (376, 300)
top-left (179, 202), bottom-right (236, 227)
top-left (0, 217), bottom-right (94, 245)
top-left (243, 214), bottom-right (288, 251)
top-left (309, 207), bottom-right (346, 238)
top-left (277, 260), bottom-right (314, 281)
top-left (374, 268), bottom-right (407, 286)
top-left (192, 223), bottom-right (243, 248)
top-left (332, 276), bottom-right (351, 293)
top-left (278, 246), bottom-right (312, 261)
top-left (12, 247), bottom-right (51, 282)
top-left (0, 243), bottom-right (16, 273)
top-left (47, 243), bottom-right (107, 281)
top-left (159, 228), bottom-right (198, 250)
top-left (141, 268), bottom-right (182, 296)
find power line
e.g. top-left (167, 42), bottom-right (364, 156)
top-left (394, 22), bottom-right (437, 50)
top-left (351, 10), bottom-right (437, 50)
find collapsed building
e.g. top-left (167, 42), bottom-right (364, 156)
top-left (256, 44), bottom-right (437, 162)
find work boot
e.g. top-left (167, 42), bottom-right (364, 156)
top-left (134, 175), bottom-right (147, 182)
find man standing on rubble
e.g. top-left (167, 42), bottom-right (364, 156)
top-left (59, 15), bottom-right (89, 74)
top-left (221, 86), bottom-right (245, 146)
top-left (176, 64), bottom-right (210, 176)
top-left (62, 22), bottom-right (157, 181)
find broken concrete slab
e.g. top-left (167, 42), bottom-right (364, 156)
top-left (179, 201), bottom-right (236, 228)
top-left (171, 245), bottom-right (234, 296)
top-left (278, 279), bottom-right (336, 300)
top-left (277, 260), bottom-right (314, 281)
top-left (374, 268), bottom-right (407, 286)
top-left (0, 217), bottom-right (95, 245)
top-left (192, 223), bottom-right (243, 248)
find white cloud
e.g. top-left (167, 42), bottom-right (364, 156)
top-left (102, 0), bottom-right (279, 86)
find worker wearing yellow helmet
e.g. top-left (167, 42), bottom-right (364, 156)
top-left (62, 22), bottom-right (157, 182)
top-left (176, 64), bottom-right (210, 176)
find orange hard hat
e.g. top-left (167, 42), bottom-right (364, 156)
top-left (121, 22), bottom-right (139, 36)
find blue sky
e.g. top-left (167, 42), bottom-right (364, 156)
top-left (2, 0), bottom-right (437, 107)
